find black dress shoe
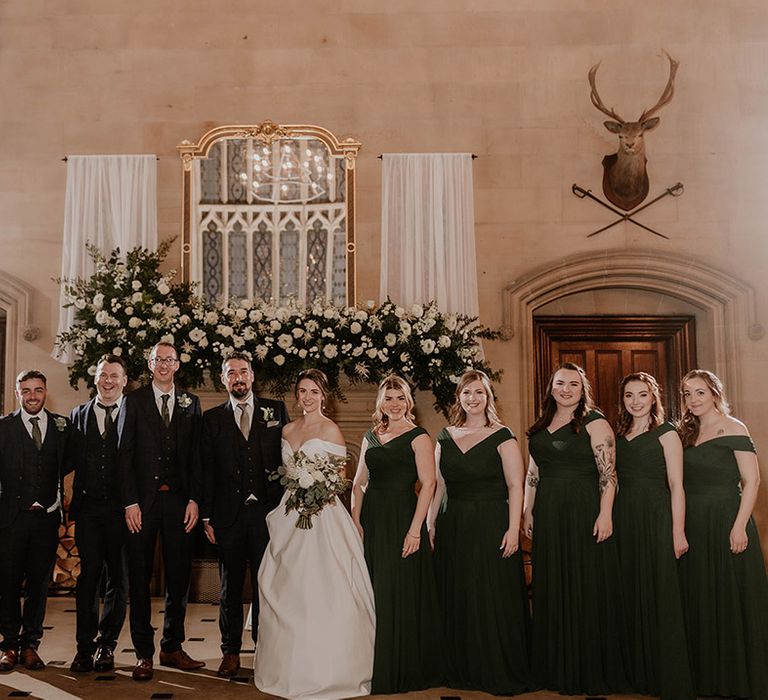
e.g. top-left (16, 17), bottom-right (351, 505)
top-left (70, 652), bottom-right (94, 673)
top-left (93, 645), bottom-right (114, 671)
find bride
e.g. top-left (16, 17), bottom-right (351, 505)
top-left (253, 369), bottom-right (375, 699)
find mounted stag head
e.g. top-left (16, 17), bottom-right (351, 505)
top-left (589, 50), bottom-right (679, 211)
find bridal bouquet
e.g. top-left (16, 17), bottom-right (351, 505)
top-left (271, 450), bottom-right (351, 529)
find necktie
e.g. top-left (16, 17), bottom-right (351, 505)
top-left (238, 403), bottom-right (249, 439)
top-left (30, 416), bottom-right (42, 450)
top-left (97, 402), bottom-right (115, 436)
top-left (161, 394), bottom-right (171, 428)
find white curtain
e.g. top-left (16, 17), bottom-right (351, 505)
top-left (53, 155), bottom-right (157, 363)
top-left (380, 153), bottom-right (478, 316)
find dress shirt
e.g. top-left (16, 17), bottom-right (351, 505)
top-left (151, 383), bottom-right (175, 424)
top-left (93, 395), bottom-right (123, 434)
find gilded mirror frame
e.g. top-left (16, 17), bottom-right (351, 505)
top-left (177, 120), bottom-right (361, 305)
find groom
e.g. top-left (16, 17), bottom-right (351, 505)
top-left (201, 352), bottom-right (288, 677)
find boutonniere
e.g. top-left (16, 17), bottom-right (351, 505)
top-left (260, 406), bottom-right (275, 423)
top-left (177, 394), bottom-right (193, 409)
top-left (53, 416), bottom-right (67, 432)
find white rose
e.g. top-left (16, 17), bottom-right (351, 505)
top-left (444, 314), bottom-right (458, 331)
top-left (277, 334), bottom-right (293, 349)
top-left (350, 322), bottom-right (362, 334)
top-left (74, 298), bottom-right (87, 310)
top-left (420, 339), bottom-right (436, 354)
top-left (270, 320), bottom-right (281, 332)
top-left (92, 293), bottom-right (104, 309)
top-left (366, 348), bottom-right (378, 359)
top-left (323, 344), bottom-right (338, 359)
top-left (199, 337), bottom-right (208, 348)
top-left (399, 322), bottom-right (412, 337)
top-left (273, 354), bottom-right (286, 366)
top-left (394, 306), bottom-right (405, 318)
top-left (157, 282), bottom-right (170, 295)
top-left (411, 303), bottom-right (424, 317)
top-left (128, 317), bottom-right (143, 328)
top-left (298, 471), bottom-right (314, 489)
top-left (180, 352), bottom-right (191, 363)
top-left (216, 324), bottom-right (234, 338)
top-left (161, 333), bottom-right (174, 344)
top-left (292, 327), bottom-right (304, 338)
top-left (125, 306), bottom-right (134, 315)
top-left (131, 292), bottom-right (143, 304)
top-left (95, 310), bottom-right (110, 325)
top-left (355, 310), bottom-right (368, 322)
top-left (151, 303), bottom-right (164, 314)
top-left (189, 328), bottom-right (205, 342)
top-left (204, 311), bottom-right (219, 325)
top-left (132, 280), bottom-right (142, 291)
top-left (385, 333), bottom-right (397, 347)
top-left (438, 335), bottom-right (451, 348)
top-left (298, 348), bottom-right (308, 359)
top-left (235, 308), bottom-right (247, 321)
top-left (112, 347), bottom-right (123, 356)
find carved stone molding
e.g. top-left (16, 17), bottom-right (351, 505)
top-left (501, 249), bottom-right (762, 425)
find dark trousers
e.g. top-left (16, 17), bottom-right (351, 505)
top-left (0, 509), bottom-right (60, 651)
top-left (74, 504), bottom-right (128, 655)
top-left (125, 491), bottom-right (193, 659)
top-left (216, 501), bottom-right (270, 654)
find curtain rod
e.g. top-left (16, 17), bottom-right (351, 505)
top-left (377, 154), bottom-right (477, 159)
top-left (61, 156), bottom-right (160, 162)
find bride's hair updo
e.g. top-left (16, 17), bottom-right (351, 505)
top-left (372, 374), bottom-right (415, 431)
top-left (294, 368), bottom-right (331, 413)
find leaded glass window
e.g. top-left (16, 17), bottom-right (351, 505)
top-left (192, 137), bottom-right (347, 305)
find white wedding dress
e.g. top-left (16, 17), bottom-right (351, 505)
top-left (253, 439), bottom-right (375, 700)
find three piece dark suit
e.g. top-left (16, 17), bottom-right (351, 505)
top-left (201, 396), bottom-right (288, 654)
top-left (117, 385), bottom-right (202, 660)
top-left (69, 397), bottom-right (128, 656)
top-left (0, 409), bottom-right (72, 652)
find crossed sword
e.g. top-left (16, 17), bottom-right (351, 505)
top-left (572, 182), bottom-right (684, 239)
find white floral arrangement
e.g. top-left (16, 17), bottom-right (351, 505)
top-left (56, 241), bottom-right (501, 414)
top-left (271, 450), bottom-right (351, 529)
top-left (177, 393), bottom-right (193, 409)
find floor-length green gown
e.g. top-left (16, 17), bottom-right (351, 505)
top-left (360, 426), bottom-right (445, 694)
top-left (615, 422), bottom-right (694, 700)
top-left (680, 435), bottom-right (768, 700)
top-left (528, 410), bottom-right (630, 695)
top-left (433, 426), bottom-right (533, 695)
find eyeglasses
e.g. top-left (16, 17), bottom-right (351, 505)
top-left (151, 357), bottom-right (178, 366)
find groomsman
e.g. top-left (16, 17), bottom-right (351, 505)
top-left (0, 370), bottom-right (72, 672)
top-left (118, 342), bottom-right (203, 681)
top-left (69, 354), bottom-right (129, 673)
top-left (201, 352), bottom-right (288, 677)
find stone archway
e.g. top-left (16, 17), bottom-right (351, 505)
top-left (501, 249), bottom-right (764, 428)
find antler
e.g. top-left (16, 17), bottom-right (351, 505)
top-left (639, 49), bottom-right (679, 122)
top-left (588, 62), bottom-right (625, 123)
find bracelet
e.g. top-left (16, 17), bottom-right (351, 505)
top-left (405, 532), bottom-right (421, 540)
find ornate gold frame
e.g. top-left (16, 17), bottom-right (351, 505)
top-left (177, 120), bottom-right (362, 305)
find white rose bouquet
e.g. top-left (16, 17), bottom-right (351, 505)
top-left (271, 450), bottom-right (350, 530)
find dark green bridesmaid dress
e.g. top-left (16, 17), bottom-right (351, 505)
top-left (433, 427), bottom-right (533, 695)
top-left (615, 422), bottom-right (694, 700)
top-left (360, 426), bottom-right (445, 694)
top-left (528, 410), bottom-right (630, 695)
top-left (680, 435), bottom-right (768, 700)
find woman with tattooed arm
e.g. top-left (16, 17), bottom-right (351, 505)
top-left (523, 362), bottom-right (629, 695)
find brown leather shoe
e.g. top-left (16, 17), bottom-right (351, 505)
top-left (132, 658), bottom-right (153, 681)
top-left (20, 647), bottom-right (44, 670)
top-left (217, 653), bottom-right (240, 677)
top-left (159, 648), bottom-right (205, 670)
top-left (0, 648), bottom-right (18, 672)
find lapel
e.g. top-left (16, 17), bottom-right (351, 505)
top-left (141, 385), bottom-right (166, 440)
top-left (8, 410), bottom-right (27, 464)
top-left (81, 397), bottom-right (98, 436)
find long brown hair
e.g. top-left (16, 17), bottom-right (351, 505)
top-left (527, 362), bottom-right (595, 437)
top-left (448, 370), bottom-right (500, 427)
top-left (614, 372), bottom-right (665, 437)
top-left (678, 369), bottom-right (731, 447)
top-left (372, 375), bottom-right (415, 432)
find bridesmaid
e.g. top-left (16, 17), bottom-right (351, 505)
top-left (523, 362), bottom-right (629, 695)
top-left (614, 372), bottom-right (694, 700)
top-left (351, 375), bottom-right (445, 694)
top-left (428, 370), bottom-right (532, 695)
top-left (678, 369), bottom-right (768, 700)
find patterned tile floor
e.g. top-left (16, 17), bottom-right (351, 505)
top-left (0, 598), bottom-right (648, 700)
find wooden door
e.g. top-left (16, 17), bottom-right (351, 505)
top-left (533, 316), bottom-right (697, 426)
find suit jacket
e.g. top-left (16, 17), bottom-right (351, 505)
top-left (68, 396), bottom-right (127, 520)
top-left (0, 408), bottom-right (73, 529)
top-left (117, 384), bottom-right (202, 513)
top-left (201, 396), bottom-right (288, 529)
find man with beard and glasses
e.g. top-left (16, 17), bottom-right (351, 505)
top-left (0, 370), bottom-right (72, 672)
top-left (201, 352), bottom-right (288, 677)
